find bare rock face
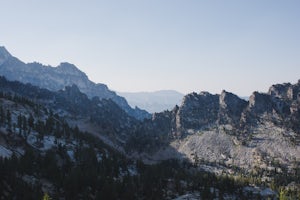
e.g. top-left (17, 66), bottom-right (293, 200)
top-left (268, 82), bottom-right (293, 100)
top-left (269, 81), bottom-right (300, 102)
top-left (218, 90), bottom-right (248, 125)
top-left (177, 92), bottom-right (219, 133)
top-left (248, 92), bottom-right (273, 114)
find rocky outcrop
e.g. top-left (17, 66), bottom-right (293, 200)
top-left (268, 81), bottom-right (300, 101)
top-left (248, 92), bottom-right (273, 114)
top-left (0, 46), bottom-right (150, 120)
top-left (175, 92), bottom-right (219, 135)
top-left (268, 82), bottom-right (293, 100)
top-left (218, 90), bottom-right (248, 125)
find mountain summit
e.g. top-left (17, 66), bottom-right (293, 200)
top-left (0, 46), bottom-right (149, 120)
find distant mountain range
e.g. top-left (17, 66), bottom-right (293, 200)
top-left (0, 46), bottom-right (149, 120)
top-left (118, 90), bottom-right (184, 113)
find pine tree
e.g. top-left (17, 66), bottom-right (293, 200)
top-left (22, 115), bottom-right (27, 131)
top-left (17, 114), bottom-right (22, 129)
top-left (6, 109), bottom-right (11, 128)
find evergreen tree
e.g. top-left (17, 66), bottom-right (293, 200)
top-left (28, 113), bottom-right (34, 128)
top-left (17, 114), bottom-right (22, 129)
top-left (0, 106), bottom-right (5, 124)
top-left (22, 115), bottom-right (27, 132)
top-left (6, 109), bottom-right (11, 128)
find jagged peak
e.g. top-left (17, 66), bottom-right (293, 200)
top-left (57, 62), bottom-right (79, 71)
top-left (220, 90), bottom-right (243, 100)
top-left (28, 61), bottom-right (45, 66)
top-left (199, 91), bottom-right (212, 96)
top-left (268, 82), bottom-right (292, 97)
top-left (220, 90), bottom-right (245, 108)
top-left (267, 80), bottom-right (300, 101)
top-left (184, 91), bottom-right (212, 99)
top-left (248, 91), bottom-right (272, 111)
top-left (58, 62), bottom-right (76, 67)
top-left (57, 62), bottom-right (79, 70)
top-left (56, 62), bottom-right (88, 77)
top-left (220, 90), bottom-right (232, 97)
top-left (179, 91), bottom-right (219, 110)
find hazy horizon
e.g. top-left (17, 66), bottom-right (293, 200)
top-left (1, 1), bottom-right (300, 96)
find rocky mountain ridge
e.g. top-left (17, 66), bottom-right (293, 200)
top-left (128, 80), bottom-right (300, 173)
top-left (0, 46), bottom-right (149, 120)
top-left (154, 80), bottom-right (300, 137)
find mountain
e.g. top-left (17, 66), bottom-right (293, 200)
top-left (0, 46), bottom-right (150, 120)
top-left (118, 90), bottom-right (184, 113)
top-left (0, 76), bottom-right (278, 200)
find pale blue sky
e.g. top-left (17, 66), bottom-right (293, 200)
top-left (1, 0), bottom-right (300, 96)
